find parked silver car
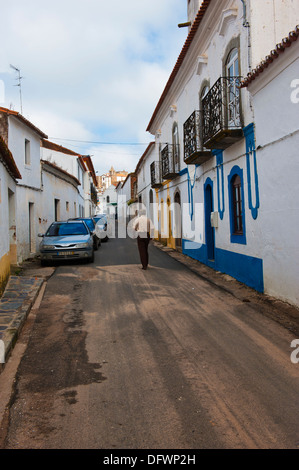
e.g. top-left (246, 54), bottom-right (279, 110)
top-left (68, 217), bottom-right (101, 250)
top-left (39, 220), bottom-right (94, 265)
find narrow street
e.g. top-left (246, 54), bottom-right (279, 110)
top-left (0, 229), bottom-right (298, 450)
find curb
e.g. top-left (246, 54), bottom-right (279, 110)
top-left (0, 276), bottom-right (44, 372)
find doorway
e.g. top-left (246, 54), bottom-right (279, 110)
top-left (174, 191), bottom-right (182, 250)
top-left (29, 202), bottom-right (35, 254)
top-left (54, 198), bottom-right (60, 221)
top-left (204, 179), bottom-right (215, 261)
top-left (8, 189), bottom-right (17, 264)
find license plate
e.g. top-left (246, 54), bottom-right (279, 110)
top-left (57, 251), bottom-right (75, 256)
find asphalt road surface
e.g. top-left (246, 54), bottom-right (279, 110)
top-left (1, 228), bottom-right (298, 449)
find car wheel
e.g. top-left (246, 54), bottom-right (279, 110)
top-left (89, 251), bottom-right (95, 263)
top-left (41, 259), bottom-right (48, 267)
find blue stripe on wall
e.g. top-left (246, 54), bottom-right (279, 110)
top-left (182, 240), bottom-right (264, 293)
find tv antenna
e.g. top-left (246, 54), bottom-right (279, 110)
top-left (10, 64), bottom-right (23, 114)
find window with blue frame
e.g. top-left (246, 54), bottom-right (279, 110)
top-left (228, 166), bottom-right (246, 245)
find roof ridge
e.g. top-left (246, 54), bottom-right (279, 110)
top-left (241, 25), bottom-right (299, 87)
top-left (0, 135), bottom-right (22, 179)
top-left (0, 106), bottom-right (48, 139)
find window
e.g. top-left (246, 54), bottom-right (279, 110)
top-left (201, 86), bottom-right (209, 102)
top-left (66, 201), bottom-right (69, 212)
top-left (25, 139), bottom-right (30, 165)
top-left (172, 122), bottom-right (180, 171)
top-left (228, 166), bottom-right (246, 245)
top-left (200, 85), bottom-right (209, 141)
top-left (226, 49), bottom-right (240, 127)
top-left (54, 198), bottom-right (60, 221)
top-left (232, 175), bottom-right (243, 234)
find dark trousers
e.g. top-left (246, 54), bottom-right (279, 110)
top-left (137, 235), bottom-right (150, 269)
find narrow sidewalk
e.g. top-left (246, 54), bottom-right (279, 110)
top-left (0, 259), bottom-right (55, 371)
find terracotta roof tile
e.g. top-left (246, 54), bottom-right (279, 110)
top-left (41, 139), bottom-right (81, 156)
top-left (41, 159), bottom-right (81, 186)
top-left (81, 155), bottom-right (97, 186)
top-left (0, 106), bottom-right (48, 139)
top-left (0, 135), bottom-right (22, 180)
top-left (240, 25), bottom-right (299, 88)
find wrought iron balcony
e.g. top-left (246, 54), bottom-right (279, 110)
top-left (183, 110), bottom-right (212, 165)
top-left (150, 161), bottom-right (162, 188)
top-left (202, 76), bottom-right (243, 149)
top-left (161, 144), bottom-right (180, 180)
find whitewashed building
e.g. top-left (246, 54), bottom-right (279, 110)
top-left (240, 26), bottom-right (299, 306)
top-left (98, 184), bottom-right (118, 216)
top-left (80, 155), bottom-right (98, 217)
top-left (0, 107), bottom-right (48, 264)
top-left (0, 136), bottom-right (21, 290)
top-left (140, 0), bottom-right (299, 306)
top-left (41, 140), bottom-right (86, 218)
top-left (116, 172), bottom-right (137, 218)
top-left (39, 159), bottom-right (81, 235)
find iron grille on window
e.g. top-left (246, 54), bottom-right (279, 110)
top-left (150, 161), bottom-right (162, 188)
top-left (161, 144), bottom-right (180, 179)
top-left (183, 111), bottom-right (201, 160)
top-left (202, 76), bottom-right (242, 148)
top-left (183, 110), bottom-right (212, 164)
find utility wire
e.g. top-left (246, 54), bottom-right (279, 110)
top-left (49, 137), bottom-right (150, 146)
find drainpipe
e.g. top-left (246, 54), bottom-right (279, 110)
top-left (240, 1), bottom-right (255, 123)
top-left (240, 0), bottom-right (252, 73)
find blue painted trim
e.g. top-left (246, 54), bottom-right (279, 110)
top-left (187, 165), bottom-right (198, 221)
top-left (182, 240), bottom-right (264, 293)
top-left (214, 150), bottom-right (225, 220)
top-left (179, 168), bottom-right (188, 176)
top-left (243, 123), bottom-right (260, 220)
top-left (228, 165), bottom-right (247, 245)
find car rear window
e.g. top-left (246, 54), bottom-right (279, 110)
top-left (46, 223), bottom-right (88, 236)
top-left (83, 219), bottom-right (95, 230)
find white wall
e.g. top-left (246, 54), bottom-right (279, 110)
top-left (8, 116), bottom-right (41, 190)
top-left (117, 177), bottom-right (133, 221)
top-left (0, 164), bottom-right (17, 262)
top-left (143, 0), bottom-right (299, 304)
top-left (101, 185), bottom-right (117, 216)
top-left (7, 117), bottom-right (43, 262)
top-left (39, 167), bottom-right (79, 234)
top-left (41, 146), bottom-right (86, 217)
top-left (247, 43), bottom-right (299, 305)
top-left (249, 0), bottom-right (299, 69)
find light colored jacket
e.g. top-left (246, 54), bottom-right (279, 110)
top-left (133, 215), bottom-right (154, 238)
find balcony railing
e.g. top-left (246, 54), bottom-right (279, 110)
top-left (150, 161), bottom-right (162, 188)
top-left (202, 76), bottom-right (243, 149)
top-left (161, 144), bottom-right (180, 180)
top-left (183, 110), bottom-right (212, 165)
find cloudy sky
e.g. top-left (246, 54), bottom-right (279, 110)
top-left (0, 0), bottom-right (188, 175)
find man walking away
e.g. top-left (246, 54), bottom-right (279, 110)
top-left (133, 209), bottom-right (154, 270)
